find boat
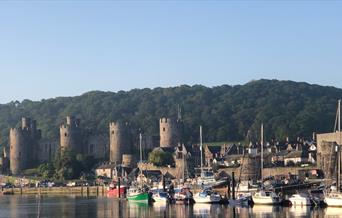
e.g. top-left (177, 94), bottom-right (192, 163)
top-left (196, 126), bottom-right (226, 188)
top-left (288, 193), bottom-right (312, 207)
top-left (107, 184), bottom-right (126, 198)
top-left (152, 190), bottom-right (170, 203)
top-left (127, 133), bottom-right (153, 203)
top-left (228, 193), bottom-right (251, 206)
top-left (174, 187), bottom-right (194, 204)
top-left (252, 190), bottom-right (281, 205)
top-left (325, 192), bottom-right (342, 207)
top-left (193, 188), bottom-right (221, 204)
top-left (127, 185), bottom-right (152, 203)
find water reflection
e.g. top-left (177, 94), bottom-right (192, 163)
top-left (2, 196), bottom-right (342, 218)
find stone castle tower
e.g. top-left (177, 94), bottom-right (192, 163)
top-left (10, 117), bottom-right (41, 175)
top-left (109, 122), bottom-right (133, 164)
top-left (60, 116), bottom-right (83, 154)
top-left (159, 117), bottom-right (182, 147)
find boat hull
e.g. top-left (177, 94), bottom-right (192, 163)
top-left (127, 192), bottom-right (150, 203)
top-left (107, 187), bottom-right (126, 198)
top-left (326, 197), bottom-right (342, 207)
top-left (194, 195), bottom-right (221, 204)
top-left (252, 197), bottom-right (281, 205)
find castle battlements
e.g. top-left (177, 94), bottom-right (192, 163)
top-left (109, 121), bottom-right (129, 130)
top-left (160, 117), bottom-right (172, 124)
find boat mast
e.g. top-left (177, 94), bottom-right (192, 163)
top-left (338, 100), bottom-right (341, 191)
top-left (139, 133), bottom-right (143, 175)
top-left (339, 99), bottom-right (341, 132)
top-left (200, 125), bottom-right (203, 177)
top-left (260, 123), bottom-right (264, 180)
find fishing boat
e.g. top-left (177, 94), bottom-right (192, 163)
top-left (193, 188), bottom-right (221, 204)
top-left (127, 133), bottom-right (153, 203)
top-left (288, 193), bottom-right (312, 207)
top-left (127, 186), bottom-right (151, 202)
top-left (107, 185), bottom-right (126, 198)
top-left (252, 190), bottom-right (281, 205)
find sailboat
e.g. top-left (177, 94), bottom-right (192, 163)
top-left (127, 133), bottom-right (152, 203)
top-left (196, 126), bottom-right (223, 187)
top-left (193, 126), bottom-right (222, 203)
top-left (325, 100), bottom-right (342, 207)
top-left (252, 124), bottom-right (283, 205)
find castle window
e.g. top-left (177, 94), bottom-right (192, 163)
top-left (65, 133), bottom-right (67, 137)
top-left (112, 131), bottom-right (114, 134)
top-left (163, 128), bottom-right (165, 132)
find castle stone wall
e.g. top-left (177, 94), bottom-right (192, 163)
top-left (159, 118), bottom-right (180, 148)
top-left (9, 117), bottom-right (41, 175)
top-left (109, 122), bottom-right (132, 164)
top-left (60, 116), bottom-right (82, 154)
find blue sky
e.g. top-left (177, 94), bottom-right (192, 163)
top-left (0, 1), bottom-right (341, 103)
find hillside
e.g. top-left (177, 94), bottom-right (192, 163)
top-left (0, 79), bottom-right (341, 147)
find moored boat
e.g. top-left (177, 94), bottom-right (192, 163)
top-left (107, 185), bottom-right (126, 198)
top-left (228, 194), bottom-right (251, 206)
top-left (252, 190), bottom-right (281, 205)
top-left (325, 192), bottom-right (342, 207)
top-left (288, 193), bottom-right (312, 207)
top-left (152, 190), bottom-right (170, 203)
top-left (193, 188), bottom-right (221, 204)
top-left (127, 186), bottom-right (152, 203)
top-left (174, 187), bottom-right (194, 204)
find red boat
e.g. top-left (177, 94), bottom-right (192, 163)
top-left (107, 186), bottom-right (126, 198)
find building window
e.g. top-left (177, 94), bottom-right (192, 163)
top-left (112, 131), bottom-right (114, 134)
top-left (65, 133), bottom-right (68, 137)
top-left (19, 152), bottom-right (21, 157)
top-left (163, 128), bottom-right (165, 132)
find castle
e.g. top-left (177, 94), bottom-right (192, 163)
top-left (7, 115), bottom-right (183, 175)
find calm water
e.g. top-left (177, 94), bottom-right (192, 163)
top-left (0, 195), bottom-right (341, 218)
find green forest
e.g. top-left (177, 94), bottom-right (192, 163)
top-left (0, 79), bottom-right (341, 147)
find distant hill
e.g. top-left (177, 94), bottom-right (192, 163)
top-left (0, 79), bottom-right (341, 147)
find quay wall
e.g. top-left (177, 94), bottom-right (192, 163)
top-left (5, 186), bottom-right (108, 196)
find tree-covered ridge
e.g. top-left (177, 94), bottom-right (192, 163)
top-left (0, 79), bottom-right (341, 146)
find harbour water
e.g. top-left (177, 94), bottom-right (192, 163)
top-left (1, 195), bottom-right (342, 218)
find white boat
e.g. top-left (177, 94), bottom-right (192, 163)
top-left (228, 194), bottom-right (251, 206)
top-left (236, 180), bottom-right (258, 193)
top-left (174, 187), bottom-right (194, 204)
top-left (153, 191), bottom-right (169, 203)
top-left (252, 190), bottom-right (281, 205)
top-left (289, 193), bottom-right (312, 207)
top-left (193, 188), bottom-right (221, 204)
top-left (325, 192), bottom-right (342, 207)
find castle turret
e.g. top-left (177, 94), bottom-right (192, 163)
top-left (109, 122), bottom-right (132, 164)
top-left (159, 117), bottom-right (181, 148)
top-left (10, 128), bottom-right (27, 175)
top-left (9, 117), bottom-right (41, 175)
top-left (60, 116), bottom-right (82, 154)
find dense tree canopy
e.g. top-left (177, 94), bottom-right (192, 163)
top-left (0, 79), bottom-right (341, 147)
top-left (148, 150), bottom-right (175, 167)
